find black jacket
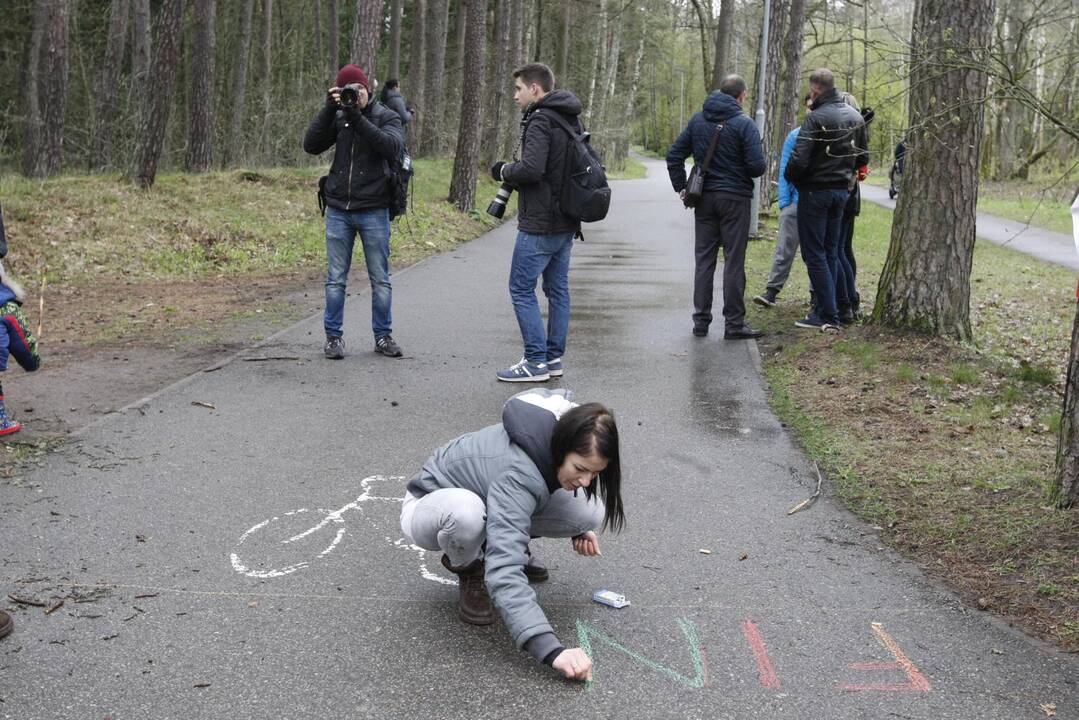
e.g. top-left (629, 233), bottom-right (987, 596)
top-left (666, 91), bottom-right (765, 197)
top-left (303, 99), bottom-right (404, 212)
top-left (784, 88), bottom-right (869, 192)
top-left (502, 90), bottom-right (584, 235)
top-left (381, 89), bottom-right (412, 126)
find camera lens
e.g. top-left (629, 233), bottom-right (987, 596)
top-left (486, 184), bottom-right (512, 218)
top-left (340, 87), bottom-right (358, 108)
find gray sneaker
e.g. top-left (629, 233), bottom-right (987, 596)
top-left (375, 334), bottom-right (403, 357)
top-left (324, 336), bottom-right (345, 359)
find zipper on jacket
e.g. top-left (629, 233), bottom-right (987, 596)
top-left (345, 144), bottom-right (354, 211)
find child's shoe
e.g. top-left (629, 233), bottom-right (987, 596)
top-left (0, 396), bottom-right (22, 436)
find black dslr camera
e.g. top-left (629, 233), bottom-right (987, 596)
top-left (339, 84), bottom-right (362, 108)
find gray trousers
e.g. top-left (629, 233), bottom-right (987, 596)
top-left (400, 488), bottom-right (605, 567)
top-left (765, 203), bottom-right (800, 295)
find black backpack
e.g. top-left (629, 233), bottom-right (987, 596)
top-left (386, 150), bottom-right (413, 220)
top-left (535, 110), bottom-right (611, 223)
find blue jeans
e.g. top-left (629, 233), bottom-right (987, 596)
top-left (324, 207), bottom-right (392, 339)
top-left (797, 189), bottom-right (849, 326)
top-left (508, 231), bottom-right (574, 364)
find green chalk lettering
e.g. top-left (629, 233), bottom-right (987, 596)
top-left (575, 617), bottom-right (706, 690)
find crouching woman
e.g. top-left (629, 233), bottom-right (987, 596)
top-left (400, 388), bottom-right (625, 681)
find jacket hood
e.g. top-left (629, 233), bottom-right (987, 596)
top-left (536, 90), bottom-right (583, 117)
top-left (811, 87), bottom-right (842, 110)
top-left (502, 388), bottom-right (577, 493)
top-left (703, 91), bottom-right (745, 122)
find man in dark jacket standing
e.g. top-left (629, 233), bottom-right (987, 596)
top-left (303, 64), bottom-right (405, 359)
top-left (379, 79), bottom-right (412, 128)
top-left (666, 75), bottom-right (766, 340)
top-left (783, 68), bottom-right (868, 331)
top-left (490, 63), bottom-right (584, 382)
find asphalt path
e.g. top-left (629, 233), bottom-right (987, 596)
top-left (0, 157), bottom-right (1075, 719)
top-left (861, 182), bottom-right (1077, 271)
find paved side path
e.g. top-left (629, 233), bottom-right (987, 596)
top-left (0, 157), bottom-right (1074, 719)
top-left (861, 182), bottom-right (1077, 270)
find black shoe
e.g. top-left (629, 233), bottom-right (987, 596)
top-left (724, 325), bottom-right (764, 340)
top-left (524, 545), bottom-right (549, 583)
top-left (752, 290), bottom-right (777, 308)
top-left (375, 334), bottom-right (403, 357)
top-left (692, 325), bottom-right (709, 337)
top-left (839, 308), bottom-right (856, 326)
top-left (324, 335), bottom-right (345, 359)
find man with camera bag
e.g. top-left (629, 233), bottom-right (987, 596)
top-left (489, 63), bottom-right (585, 383)
top-left (667, 74), bottom-right (765, 340)
top-left (304, 63), bottom-right (405, 359)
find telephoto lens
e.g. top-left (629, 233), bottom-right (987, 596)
top-left (486, 183), bottom-right (513, 218)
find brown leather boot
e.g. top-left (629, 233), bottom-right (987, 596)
top-left (0, 610), bottom-right (13, 640)
top-left (441, 554), bottom-right (496, 626)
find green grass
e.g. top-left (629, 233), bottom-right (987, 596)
top-left (607, 154), bottom-right (648, 181)
top-left (0, 159), bottom-right (511, 285)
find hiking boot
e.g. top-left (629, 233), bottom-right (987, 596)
top-left (839, 307), bottom-right (857, 326)
top-left (724, 325), bottom-right (764, 340)
top-left (441, 554), bottom-right (496, 626)
top-left (547, 358), bottom-right (564, 378)
top-left (0, 397), bottom-right (22, 437)
top-left (0, 610), bottom-right (12, 639)
top-left (324, 335), bottom-right (345, 360)
top-left (692, 324), bottom-right (709, 337)
top-left (524, 545), bottom-right (550, 583)
top-left (496, 358), bottom-right (549, 383)
top-left (752, 290), bottom-right (777, 308)
top-left (375, 334), bottom-right (403, 357)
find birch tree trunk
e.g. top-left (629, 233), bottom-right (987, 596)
top-left (350, 0), bottom-right (384, 74)
top-left (448, 0), bottom-right (489, 212)
top-left (584, 1), bottom-right (607, 124)
top-left (92, 0), bottom-right (130, 171)
top-left (131, 0), bottom-right (186, 188)
top-left (20, 0), bottom-right (47, 177)
top-left (418, 0), bottom-right (449, 155)
top-left (186, 0), bottom-right (217, 171)
top-left (872, 0), bottom-right (996, 340)
top-left (225, 0), bottom-right (255, 166)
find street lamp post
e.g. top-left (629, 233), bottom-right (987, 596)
top-left (749, 0), bottom-right (771, 237)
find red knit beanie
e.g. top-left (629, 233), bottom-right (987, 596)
top-left (335, 64), bottom-right (370, 91)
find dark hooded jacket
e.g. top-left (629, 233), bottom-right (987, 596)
top-left (302, 98), bottom-right (404, 212)
top-left (784, 88), bottom-right (869, 192)
top-left (666, 91), bottom-right (765, 198)
top-left (407, 389), bottom-right (591, 665)
top-left (501, 90), bottom-right (584, 235)
top-left (380, 89), bottom-right (412, 127)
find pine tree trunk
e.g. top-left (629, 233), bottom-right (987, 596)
top-left (131, 0), bottom-right (187, 188)
top-left (259, 0), bottom-right (273, 160)
top-left (711, 0), bottom-right (734, 89)
top-left (502, 0), bottom-right (525, 159)
top-left (350, 0), bottom-right (384, 74)
top-left (759, 0), bottom-right (788, 211)
top-left (448, 0), bottom-right (489, 212)
top-left (92, 0), bottom-right (130, 171)
top-left (132, 0), bottom-right (152, 95)
top-left (405, 0), bottom-right (426, 148)
top-left (388, 0), bottom-right (402, 78)
top-left (315, 0), bottom-right (325, 74)
top-left (38, 0), bottom-right (71, 177)
top-left (225, 0), bottom-right (255, 166)
top-left (329, 0), bottom-right (339, 73)
top-left (418, 0), bottom-right (449, 155)
top-left (20, 0), bottom-right (47, 178)
top-left (777, 0), bottom-right (806, 137)
top-left (1054, 298), bottom-right (1079, 508)
top-left (557, 0), bottom-right (571, 83)
top-left (483, 0), bottom-right (510, 166)
top-left (443, 0), bottom-right (468, 153)
top-left (872, 0), bottom-right (995, 340)
top-left (187, 0), bottom-right (216, 171)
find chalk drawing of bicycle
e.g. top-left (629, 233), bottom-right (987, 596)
top-left (229, 475), bottom-right (457, 586)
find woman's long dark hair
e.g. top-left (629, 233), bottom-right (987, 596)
top-left (551, 403), bottom-right (625, 533)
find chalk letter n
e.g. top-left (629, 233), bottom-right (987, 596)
top-left (575, 617), bottom-right (706, 691)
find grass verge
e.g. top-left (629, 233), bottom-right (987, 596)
top-left (745, 203), bottom-right (1078, 649)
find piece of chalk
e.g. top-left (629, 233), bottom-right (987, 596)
top-left (592, 589), bottom-right (630, 608)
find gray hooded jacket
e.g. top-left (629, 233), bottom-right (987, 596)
top-left (406, 388), bottom-right (579, 663)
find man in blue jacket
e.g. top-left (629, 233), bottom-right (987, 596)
top-left (667, 75), bottom-right (766, 340)
top-left (754, 95), bottom-right (812, 308)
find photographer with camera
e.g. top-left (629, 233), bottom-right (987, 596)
top-left (489, 63), bottom-right (585, 383)
top-left (303, 64), bottom-right (405, 359)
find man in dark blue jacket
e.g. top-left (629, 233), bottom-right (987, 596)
top-left (304, 64), bottom-right (405, 360)
top-left (667, 75), bottom-right (766, 340)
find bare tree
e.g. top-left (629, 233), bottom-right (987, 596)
top-left (92, 0), bottom-right (130, 171)
top-left (131, 0), bottom-right (187, 188)
top-left (711, 0), bottom-right (734, 89)
top-left (388, 0), bottom-right (403, 78)
top-left (20, 0), bottom-right (47, 177)
top-left (418, 0), bottom-right (449, 154)
top-left (225, 0), bottom-right (255, 166)
top-left (449, 0), bottom-right (489, 211)
top-left (39, 0), bottom-right (72, 177)
top-left (873, 0), bottom-right (996, 339)
top-left (350, 0), bottom-right (384, 74)
top-left (187, 0), bottom-right (217, 171)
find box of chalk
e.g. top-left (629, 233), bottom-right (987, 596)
top-left (592, 590), bottom-right (630, 608)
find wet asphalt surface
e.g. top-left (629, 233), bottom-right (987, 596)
top-left (0, 157), bottom-right (1075, 719)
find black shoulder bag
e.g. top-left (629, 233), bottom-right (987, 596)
top-left (683, 122), bottom-right (724, 209)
